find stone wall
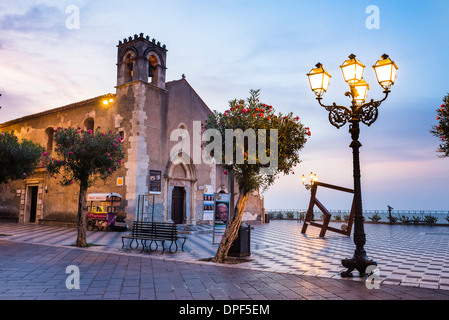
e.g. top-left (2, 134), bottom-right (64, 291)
top-left (0, 94), bottom-right (129, 223)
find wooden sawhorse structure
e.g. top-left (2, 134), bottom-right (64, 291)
top-left (301, 181), bottom-right (355, 238)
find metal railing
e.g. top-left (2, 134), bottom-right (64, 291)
top-left (266, 209), bottom-right (449, 224)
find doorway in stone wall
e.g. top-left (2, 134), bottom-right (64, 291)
top-left (171, 186), bottom-right (185, 224)
top-left (26, 186), bottom-right (39, 223)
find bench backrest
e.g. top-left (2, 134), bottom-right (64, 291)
top-left (132, 221), bottom-right (178, 240)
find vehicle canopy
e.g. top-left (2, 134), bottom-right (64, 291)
top-left (86, 193), bottom-right (122, 202)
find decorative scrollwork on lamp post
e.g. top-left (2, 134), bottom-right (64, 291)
top-left (306, 54), bottom-right (398, 277)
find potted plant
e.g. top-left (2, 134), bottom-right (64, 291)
top-left (388, 216), bottom-right (398, 224)
top-left (368, 213), bottom-right (382, 223)
top-left (424, 215), bottom-right (438, 225)
top-left (400, 215), bottom-right (410, 224)
top-left (411, 216), bottom-right (422, 224)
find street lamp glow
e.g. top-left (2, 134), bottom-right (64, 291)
top-left (305, 53), bottom-right (398, 277)
top-left (353, 79), bottom-right (369, 105)
top-left (339, 54), bottom-right (365, 85)
top-left (307, 54), bottom-right (397, 109)
top-left (372, 54), bottom-right (398, 90)
top-left (103, 98), bottom-right (114, 106)
top-left (309, 172), bottom-right (318, 183)
top-left (301, 172), bottom-right (318, 191)
top-left (306, 63), bottom-right (331, 97)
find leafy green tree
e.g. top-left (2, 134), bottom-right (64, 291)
top-left (431, 94), bottom-right (449, 157)
top-left (204, 90), bottom-right (309, 263)
top-left (44, 127), bottom-right (124, 247)
top-left (0, 131), bottom-right (44, 184)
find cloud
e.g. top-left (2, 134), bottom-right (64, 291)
top-left (0, 3), bottom-right (66, 33)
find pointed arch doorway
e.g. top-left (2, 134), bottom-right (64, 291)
top-left (165, 153), bottom-right (197, 225)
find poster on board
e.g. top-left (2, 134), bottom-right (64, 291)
top-left (203, 193), bottom-right (215, 221)
top-left (213, 193), bottom-right (230, 244)
top-left (149, 170), bottom-right (161, 194)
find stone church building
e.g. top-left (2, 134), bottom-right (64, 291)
top-left (0, 33), bottom-right (264, 227)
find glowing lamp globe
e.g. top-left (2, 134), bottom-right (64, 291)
top-left (353, 80), bottom-right (370, 105)
top-left (340, 54), bottom-right (365, 85)
top-left (307, 63), bottom-right (331, 97)
top-left (373, 54), bottom-right (398, 90)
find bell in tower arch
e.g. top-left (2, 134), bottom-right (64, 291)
top-left (148, 55), bottom-right (157, 76)
top-left (127, 60), bottom-right (134, 78)
top-left (148, 55), bottom-right (158, 84)
top-left (148, 64), bottom-right (155, 78)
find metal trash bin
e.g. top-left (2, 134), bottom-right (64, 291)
top-left (229, 223), bottom-right (251, 257)
top-left (265, 213), bottom-right (270, 223)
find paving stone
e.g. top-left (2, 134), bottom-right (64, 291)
top-left (2, 221), bottom-right (449, 302)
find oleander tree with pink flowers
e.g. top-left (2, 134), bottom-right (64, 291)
top-left (0, 131), bottom-right (44, 184)
top-left (44, 127), bottom-right (125, 247)
top-left (431, 94), bottom-right (449, 157)
top-left (204, 89), bottom-right (310, 263)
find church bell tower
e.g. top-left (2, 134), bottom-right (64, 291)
top-left (116, 33), bottom-right (167, 90)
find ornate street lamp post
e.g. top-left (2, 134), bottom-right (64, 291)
top-left (301, 172), bottom-right (318, 190)
top-left (306, 54), bottom-right (398, 277)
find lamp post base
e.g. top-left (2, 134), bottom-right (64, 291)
top-left (341, 253), bottom-right (377, 278)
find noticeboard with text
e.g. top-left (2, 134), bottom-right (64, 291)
top-left (203, 193), bottom-right (215, 221)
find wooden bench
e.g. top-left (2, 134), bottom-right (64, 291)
top-left (121, 221), bottom-right (187, 253)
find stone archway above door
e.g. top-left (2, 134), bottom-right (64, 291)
top-left (164, 156), bottom-right (197, 225)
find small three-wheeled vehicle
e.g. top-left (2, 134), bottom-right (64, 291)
top-left (86, 193), bottom-right (123, 231)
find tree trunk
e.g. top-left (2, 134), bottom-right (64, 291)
top-left (76, 184), bottom-right (88, 247)
top-left (212, 186), bottom-right (249, 263)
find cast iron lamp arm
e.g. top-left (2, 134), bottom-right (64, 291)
top-left (355, 89), bottom-right (391, 127)
top-left (316, 97), bottom-right (353, 129)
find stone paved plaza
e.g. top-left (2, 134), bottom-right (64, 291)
top-left (1, 220), bottom-right (449, 302)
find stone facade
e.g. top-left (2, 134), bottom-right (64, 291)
top-left (0, 33), bottom-right (264, 226)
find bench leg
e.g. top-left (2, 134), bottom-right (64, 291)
top-left (121, 237), bottom-right (138, 250)
top-left (130, 238), bottom-right (139, 250)
top-left (161, 240), bottom-right (166, 254)
top-left (141, 240), bottom-right (159, 252)
top-left (168, 241), bottom-right (176, 253)
top-left (147, 240), bottom-right (157, 252)
top-left (153, 240), bottom-right (158, 252)
top-left (180, 237), bottom-right (187, 252)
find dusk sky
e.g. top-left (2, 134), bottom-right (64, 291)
top-left (1, 0), bottom-right (448, 211)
